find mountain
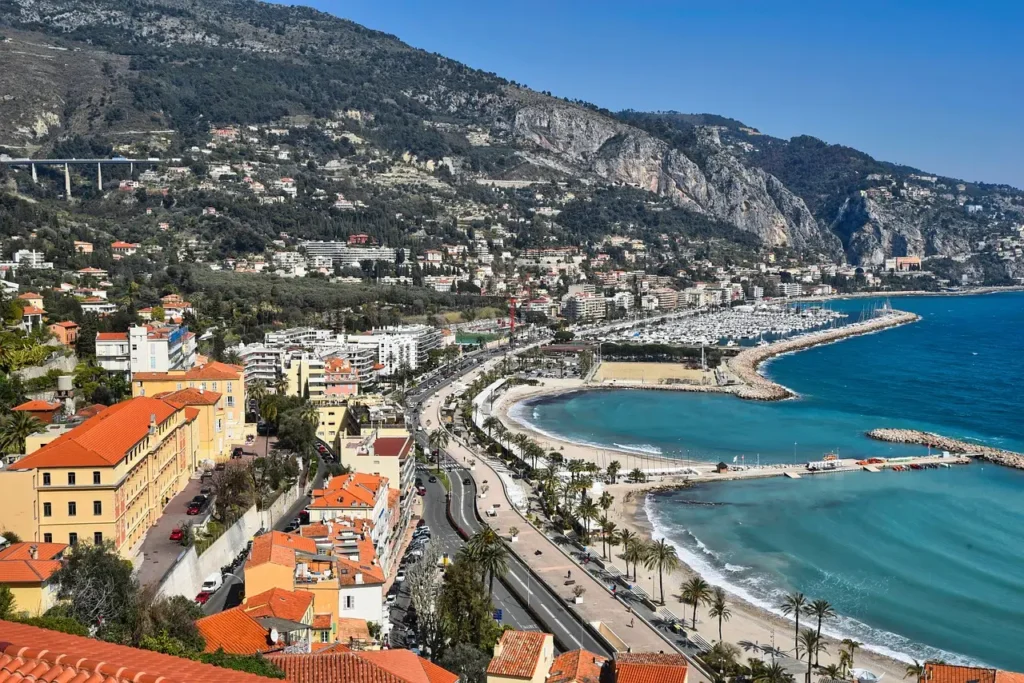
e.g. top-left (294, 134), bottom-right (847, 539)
top-left (0, 0), bottom-right (1021, 268)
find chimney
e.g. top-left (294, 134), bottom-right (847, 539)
top-left (28, 545), bottom-right (38, 560)
top-left (199, 386), bottom-right (204, 394)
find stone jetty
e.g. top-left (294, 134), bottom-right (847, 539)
top-left (727, 310), bottom-right (920, 401)
top-left (868, 428), bottom-right (1024, 470)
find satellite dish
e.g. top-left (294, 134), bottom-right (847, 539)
top-left (269, 628), bottom-right (280, 643)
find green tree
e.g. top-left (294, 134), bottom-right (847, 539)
top-left (780, 592), bottom-right (808, 653)
top-left (708, 586), bottom-right (731, 641)
top-left (0, 584), bottom-right (15, 619)
top-left (644, 538), bottom-right (680, 605)
top-left (50, 541), bottom-right (138, 638)
top-left (680, 575), bottom-right (713, 629)
top-left (904, 660), bottom-right (924, 682)
top-left (439, 643), bottom-right (492, 683)
top-left (797, 628), bottom-right (827, 683)
top-left (803, 599), bottom-right (836, 664)
top-left (0, 412), bottom-right (46, 455)
top-left (754, 662), bottom-right (794, 683)
top-left (606, 460), bottom-right (621, 484)
top-left (439, 558), bottom-right (501, 651)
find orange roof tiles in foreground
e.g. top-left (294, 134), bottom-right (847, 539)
top-left (309, 473), bottom-right (387, 510)
top-left (12, 400), bottom-right (61, 412)
top-left (244, 587), bottom-right (314, 624)
top-left (487, 630), bottom-right (548, 679)
top-left (311, 614), bottom-right (333, 630)
top-left (614, 653), bottom-right (689, 683)
top-left (0, 619), bottom-right (277, 683)
top-left (267, 650), bottom-right (457, 683)
top-left (926, 664), bottom-right (1024, 683)
top-left (246, 530), bottom-right (317, 569)
top-left (10, 397), bottom-right (179, 470)
top-left (0, 543), bottom-right (67, 584)
top-left (548, 650), bottom-right (608, 683)
top-left (195, 607), bottom-right (276, 655)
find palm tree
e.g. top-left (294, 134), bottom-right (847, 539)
top-left (627, 467), bottom-right (646, 483)
top-left (576, 497), bottom-right (599, 536)
top-left (708, 586), bottom-right (732, 641)
top-left (797, 628), bottom-right (827, 683)
top-left (605, 524), bottom-right (622, 561)
top-left (482, 416), bottom-right (501, 441)
top-left (755, 662), bottom-right (794, 683)
top-left (619, 529), bottom-right (639, 579)
top-left (679, 575), bottom-right (713, 629)
top-left (804, 599), bottom-right (837, 664)
top-left (822, 664), bottom-right (843, 680)
top-left (512, 432), bottom-right (531, 463)
top-left (477, 542), bottom-right (509, 596)
top-left (428, 428), bottom-right (450, 468)
top-left (492, 423), bottom-right (508, 453)
top-left (0, 412), bottom-right (45, 455)
top-left (606, 460), bottom-right (621, 484)
top-left (780, 591), bottom-right (808, 653)
top-left (259, 397), bottom-right (278, 457)
top-left (598, 490), bottom-right (614, 513)
top-left (299, 402), bottom-right (320, 430)
top-left (598, 517), bottom-right (618, 559)
top-left (644, 538), bottom-right (680, 605)
top-left (840, 639), bottom-right (862, 677)
top-left (904, 660), bottom-right (924, 682)
top-left (704, 641), bottom-right (741, 683)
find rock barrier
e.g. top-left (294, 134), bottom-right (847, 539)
top-left (867, 428), bottom-right (1024, 470)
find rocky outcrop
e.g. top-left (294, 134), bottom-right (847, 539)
top-left (511, 102), bottom-right (841, 253)
top-left (830, 194), bottom-right (977, 265)
top-left (867, 428), bottom-right (1024, 470)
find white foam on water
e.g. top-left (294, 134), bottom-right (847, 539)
top-left (643, 493), bottom-right (984, 668)
top-left (612, 443), bottom-right (664, 456)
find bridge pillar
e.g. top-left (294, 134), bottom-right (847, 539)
top-left (64, 163), bottom-right (71, 200)
top-left (31, 163), bottom-right (37, 184)
top-left (97, 162), bottom-right (102, 191)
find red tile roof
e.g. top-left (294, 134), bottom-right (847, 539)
top-left (0, 541), bottom-right (65, 583)
top-left (267, 651), bottom-right (457, 683)
top-left (20, 305), bottom-right (45, 316)
top-left (50, 320), bottom-right (79, 329)
top-left (0, 619), bottom-right (278, 682)
top-left (12, 400), bottom-right (60, 412)
top-left (487, 630), bottom-right (548, 679)
top-left (246, 531), bottom-right (317, 570)
top-left (74, 404), bottom-right (106, 420)
top-left (96, 332), bottom-right (128, 341)
top-left (132, 362), bottom-right (243, 382)
top-left (925, 664), bottom-right (1024, 683)
top-left (549, 650), bottom-right (608, 683)
top-left (311, 614), bottom-right (332, 630)
top-left (11, 397), bottom-right (180, 470)
top-left (195, 607), bottom-right (276, 655)
top-left (16, 292), bottom-right (41, 299)
top-left (155, 388), bottom-right (223, 407)
top-left (374, 436), bottom-right (412, 458)
top-left (309, 473), bottom-right (386, 510)
top-left (334, 618), bottom-right (370, 644)
top-left (244, 588), bottom-right (314, 624)
top-left (310, 641), bottom-right (350, 654)
top-left (614, 653), bottom-right (688, 683)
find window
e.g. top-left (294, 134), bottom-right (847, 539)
top-left (68, 501), bottom-right (77, 516)
top-left (201, 382), bottom-right (207, 391)
top-left (69, 533), bottom-right (78, 546)
top-left (227, 396), bottom-right (235, 408)
top-left (320, 630), bottom-right (329, 643)
top-left (93, 471), bottom-right (101, 485)
top-left (93, 501), bottom-right (102, 516)
top-left (212, 382), bottom-right (218, 391)
top-left (43, 533), bottom-right (52, 543)
top-left (344, 595), bottom-right (355, 610)
top-left (43, 502), bottom-right (52, 517)
top-left (68, 472), bottom-right (76, 485)
top-left (216, 419), bottom-right (222, 433)
top-left (149, 357), bottom-right (156, 369)
top-left (94, 532), bottom-right (103, 545)
top-left (42, 473), bottom-right (50, 486)
top-left (227, 382), bottom-right (234, 393)
top-left (177, 383), bottom-right (183, 390)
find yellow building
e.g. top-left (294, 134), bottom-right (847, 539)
top-left (0, 542), bottom-right (68, 616)
top-left (284, 354), bottom-right (325, 400)
top-left (154, 388), bottom-right (225, 464)
top-left (0, 396), bottom-right (199, 556)
top-left (315, 402), bottom-right (353, 445)
top-left (335, 430), bottom-right (415, 497)
top-left (132, 361), bottom-right (248, 459)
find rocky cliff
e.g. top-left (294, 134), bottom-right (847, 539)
top-left (511, 102), bottom-right (840, 254)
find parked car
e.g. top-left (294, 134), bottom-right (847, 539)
top-left (200, 486), bottom-right (213, 496)
top-left (169, 528), bottom-right (184, 541)
top-left (395, 570), bottom-right (406, 583)
top-left (194, 591), bottom-right (211, 605)
top-left (463, 477), bottom-right (471, 485)
top-left (201, 572), bottom-right (223, 592)
top-left (187, 499), bottom-right (207, 515)
top-left (231, 447), bottom-right (244, 459)
top-left (214, 463), bottom-right (226, 471)
top-left (428, 476), bottom-right (437, 483)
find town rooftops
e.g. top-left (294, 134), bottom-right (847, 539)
top-left (155, 387), bottom-right (222, 407)
top-left (309, 473), bottom-right (387, 510)
top-left (925, 663), bottom-right (1024, 683)
top-left (244, 587), bottom-right (314, 624)
top-left (266, 650), bottom-right (458, 683)
top-left (548, 650), bottom-right (608, 683)
top-left (10, 397), bottom-right (180, 470)
top-left (96, 331), bottom-right (128, 341)
top-left (195, 606), bottom-right (280, 655)
top-left (133, 361), bottom-right (243, 382)
top-left (614, 652), bottom-right (689, 683)
top-left (20, 305), bottom-right (45, 316)
top-left (51, 320), bottom-right (79, 329)
top-left (0, 543), bottom-right (67, 584)
top-left (12, 400), bottom-right (61, 413)
top-left (487, 630), bottom-right (549, 679)
top-left (246, 530), bottom-right (318, 570)
top-left (0, 619), bottom-right (278, 682)
top-left (373, 436), bottom-right (412, 458)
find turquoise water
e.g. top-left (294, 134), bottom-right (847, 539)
top-left (515, 293), bottom-right (1024, 668)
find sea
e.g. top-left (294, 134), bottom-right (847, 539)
top-left (511, 292), bottom-right (1024, 670)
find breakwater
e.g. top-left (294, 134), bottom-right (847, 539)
top-left (727, 310), bottom-right (920, 400)
top-left (868, 428), bottom-right (1024, 470)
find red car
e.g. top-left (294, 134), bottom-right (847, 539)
top-left (186, 503), bottom-right (202, 515)
top-left (169, 528), bottom-right (184, 541)
top-left (194, 591), bottom-right (211, 605)
top-left (416, 487), bottom-right (427, 496)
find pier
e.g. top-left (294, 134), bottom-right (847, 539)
top-left (683, 452), bottom-right (973, 485)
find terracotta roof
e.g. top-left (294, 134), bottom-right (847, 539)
top-left (246, 531), bottom-right (317, 570)
top-left (195, 607), bottom-right (276, 655)
top-left (184, 407), bottom-right (200, 422)
top-left (74, 404), bottom-right (106, 420)
top-left (96, 332), bottom-right (128, 341)
top-left (50, 320), bottom-right (79, 329)
top-left (0, 542), bottom-right (65, 583)
top-left (267, 651), bottom-right (457, 683)
top-left (549, 650), bottom-right (608, 683)
top-left (0, 618), bottom-right (278, 682)
top-left (132, 362), bottom-right (243, 382)
top-left (614, 653), bottom-right (688, 683)
top-left (309, 473), bottom-right (386, 510)
top-left (487, 630), bottom-right (548, 679)
top-left (20, 305), bottom-right (45, 316)
top-left (16, 292), bottom-right (41, 299)
top-left (373, 436), bottom-right (412, 458)
top-left (111, 241), bottom-right (140, 248)
top-left (311, 614), bottom-right (332, 630)
top-left (334, 618), bottom-right (370, 643)
top-left (12, 400), bottom-right (60, 412)
top-left (299, 523), bottom-right (331, 539)
top-left (11, 397), bottom-right (180, 470)
top-left (310, 642), bottom-right (350, 653)
top-left (155, 388), bottom-right (222, 407)
top-left (925, 664), bottom-right (1024, 683)
top-left (244, 588), bottom-right (314, 624)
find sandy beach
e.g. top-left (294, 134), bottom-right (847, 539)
top-left (586, 481), bottom-right (914, 680)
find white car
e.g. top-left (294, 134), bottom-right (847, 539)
top-left (201, 572), bottom-right (223, 592)
top-left (395, 570), bottom-right (407, 583)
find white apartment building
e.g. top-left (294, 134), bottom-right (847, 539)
top-left (563, 294), bottom-right (606, 321)
top-left (95, 324), bottom-right (197, 376)
top-left (236, 344), bottom-right (285, 385)
top-left (347, 325), bottom-right (441, 374)
top-left (298, 241), bottom-right (409, 266)
top-left (779, 282), bottom-right (805, 298)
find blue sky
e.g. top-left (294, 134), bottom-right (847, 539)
top-left (298, 1), bottom-right (1023, 188)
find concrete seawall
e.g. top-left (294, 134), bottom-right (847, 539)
top-left (868, 428), bottom-right (1024, 471)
